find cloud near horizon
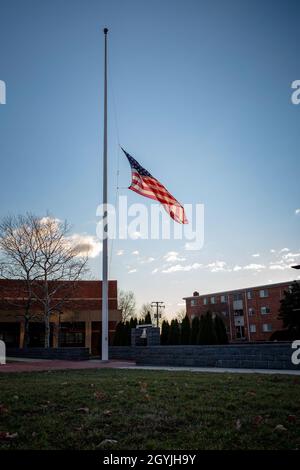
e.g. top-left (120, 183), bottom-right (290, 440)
top-left (206, 261), bottom-right (228, 272)
top-left (162, 263), bottom-right (202, 274)
top-left (68, 234), bottom-right (102, 258)
top-left (154, 247), bottom-right (299, 275)
top-left (163, 251), bottom-right (186, 263)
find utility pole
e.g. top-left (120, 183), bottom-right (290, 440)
top-left (151, 301), bottom-right (165, 328)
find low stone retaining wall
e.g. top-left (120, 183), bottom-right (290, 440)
top-left (109, 343), bottom-right (300, 370)
top-left (7, 347), bottom-right (89, 361)
top-left (109, 346), bottom-right (136, 360)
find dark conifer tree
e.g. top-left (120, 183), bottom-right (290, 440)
top-left (278, 281), bottom-right (300, 336)
top-left (191, 316), bottom-right (200, 344)
top-left (198, 311), bottom-right (217, 345)
top-left (113, 321), bottom-right (123, 346)
top-left (180, 314), bottom-right (191, 344)
top-left (160, 320), bottom-right (170, 345)
top-left (214, 314), bottom-right (229, 344)
top-left (169, 319), bottom-right (180, 344)
top-left (144, 311), bottom-right (152, 325)
top-left (124, 321), bottom-right (131, 345)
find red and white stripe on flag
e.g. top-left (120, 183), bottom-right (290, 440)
top-left (129, 171), bottom-right (188, 224)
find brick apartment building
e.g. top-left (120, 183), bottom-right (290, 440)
top-left (0, 279), bottom-right (121, 355)
top-left (184, 280), bottom-right (295, 342)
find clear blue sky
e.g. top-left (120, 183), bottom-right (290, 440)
top-left (0, 0), bottom-right (300, 317)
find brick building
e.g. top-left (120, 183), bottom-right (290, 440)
top-left (0, 279), bottom-right (121, 355)
top-left (184, 281), bottom-right (295, 342)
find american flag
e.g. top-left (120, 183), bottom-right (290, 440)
top-left (122, 148), bottom-right (188, 224)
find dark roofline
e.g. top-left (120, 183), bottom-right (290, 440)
top-left (183, 279), bottom-right (298, 300)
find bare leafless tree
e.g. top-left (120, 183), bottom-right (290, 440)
top-left (139, 303), bottom-right (152, 321)
top-left (175, 308), bottom-right (186, 323)
top-left (0, 214), bottom-right (90, 348)
top-left (118, 290), bottom-right (136, 322)
top-left (29, 216), bottom-right (89, 347)
top-left (0, 214), bottom-right (42, 347)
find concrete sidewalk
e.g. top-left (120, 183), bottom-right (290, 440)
top-left (0, 358), bottom-right (299, 375)
top-left (118, 364), bottom-right (300, 375)
top-left (0, 358), bottom-right (135, 373)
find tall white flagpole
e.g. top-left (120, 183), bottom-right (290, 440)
top-left (101, 27), bottom-right (109, 361)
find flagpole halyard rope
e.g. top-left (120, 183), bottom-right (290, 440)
top-left (108, 63), bottom-right (122, 273)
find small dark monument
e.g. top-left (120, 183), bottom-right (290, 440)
top-left (131, 324), bottom-right (160, 347)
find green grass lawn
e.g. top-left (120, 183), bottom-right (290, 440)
top-left (0, 369), bottom-right (300, 450)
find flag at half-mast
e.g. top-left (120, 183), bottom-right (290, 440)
top-left (122, 148), bottom-right (188, 224)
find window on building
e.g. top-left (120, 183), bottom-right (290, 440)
top-left (247, 291), bottom-right (252, 300)
top-left (221, 294), bottom-right (227, 303)
top-left (233, 293), bottom-right (243, 301)
top-left (259, 289), bottom-right (269, 298)
top-left (248, 308), bottom-right (255, 316)
top-left (191, 299), bottom-right (196, 306)
top-left (262, 323), bottom-right (272, 332)
top-left (261, 306), bottom-right (270, 314)
top-left (0, 323), bottom-right (20, 347)
top-left (210, 296), bottom-right (216, 304)
top-left (235, 325), bottom-right (245, 339)
top-left (234, 309), bottom-right (244, 317)
top-left (59, 322), bottom-right (85, 347)
top-left (250, 324), bottom-right (256, 333)
top-left (63, 332), bottom-right (84, 345)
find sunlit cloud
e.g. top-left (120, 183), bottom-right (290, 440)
top-left (162, 263), bottom-right (202, 274)
top-left (68, 234), bottom-right (102, 258)
top-left (252, 253), bottom-right (260, 258)
top-left (143, 257), bottom-right (155, 263)
top-left (269, 264), bottom-right (290, 271)
top-left (138, 256), bottom-right (156, 264)
top-left (164, 251), bottom-right (186, 263)
top-left (39, 216), bottom-right (61, 226)
top-left (206, 261), bottom-right (228, 272)
top-left (233, 265), bottom-right (242, 271)
top-left (243, 263), bottom-right (266, 271)
top-left (116, 249), bottom-right (124, 256)
top-left (282, 252), bottom-right (300, 260)
top-left (128, 268), bottom-right (137, 274)
top-left (295, 209), bottom-right (300, 215)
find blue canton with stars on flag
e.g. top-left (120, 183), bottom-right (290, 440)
top-left (122, 148), bottom-right (153, 177)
